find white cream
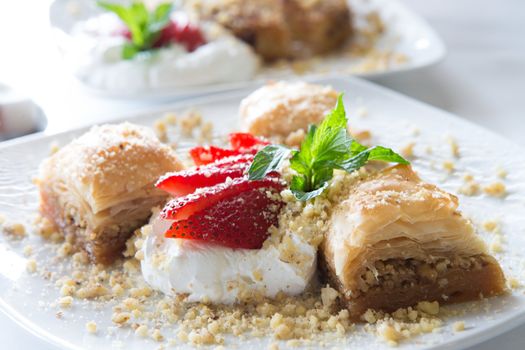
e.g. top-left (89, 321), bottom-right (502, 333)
top-left (66, 13), bottom-right (259, 93)
top-left (141, 218), bottom-right (317, 304)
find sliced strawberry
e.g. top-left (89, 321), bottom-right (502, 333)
top-left (229, 133), bottom-right (269, 151)
top-left (189, 146), bottom-right (244, 166)
top-left (161, 177), bottom-right (284, 249)
top-left (211, 154), bottom-right (254, 168)
top-left (173, 22), bottom-right (206, 51)
top-left (156, 162), bottom-right (249, 197)
top-left (119, 20), bottom-right (206, 52)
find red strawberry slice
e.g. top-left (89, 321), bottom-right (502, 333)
top-left (173, 22), bottom-right (206, 51)
top-left (156, 162), bottom-right (249, 197)
top-left (160, 177), bottom-right (284, 249)
top-left (119, 20), bottom-right (206, 52)
top-left (189, 146), bottom-right (244, 166)
top-left (229, 133), bottom-right (269, 151)
top-left (212, 154), bottom-right (254, 168)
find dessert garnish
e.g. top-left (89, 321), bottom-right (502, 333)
top-left (159, 176), bottom-right (284, 249)
top-left (248, 95), bottom-right (409, 200)
top-left (97, 1), bottom-right (206, 59)
top-left (156, 132), bottom-right (281, 249)
top-left (189, 132), bottom-right (269, 165)
top-left (155, 155), bottom-right (253, 197)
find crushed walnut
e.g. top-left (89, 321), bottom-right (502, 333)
top-left (483, 182), bottom-right (507, 198)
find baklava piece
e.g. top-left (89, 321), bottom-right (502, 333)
top-left (321, 165), bottom-right (506, 319)
top-left (239, 81), bottom-right (338, 145)
top-left (39, 123), bottom-right (183, 264)
top-left (185, 0), bottom-right (352, 60)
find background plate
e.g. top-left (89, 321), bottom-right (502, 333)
top-left (1, 77), bottom-right (523, 350)
top-left (48, 0), bottom-right (446, 99)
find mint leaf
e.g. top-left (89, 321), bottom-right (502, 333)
top-left (290, 181), bottom-right (328, 201)
top-left (311, 95), bottom-right (351, 167)
top-left (248, 145), bottom-right (292, 180)
top-left (338, 145), bottom-right (408, 173)
top-left (97, 1), bottom-right (173, 59)
top-left (151, 2), bottom-right (173, 30)
top-left (290, 95), bottom-right (350, 194)
top-left (368, 146), bottom-right (409, 164)
top-left (337, 148), bottom-right (371, 173)
top-left (290, 124), bottom-right (316, 176)
top-left (122, 42), bottom-right (140, 59)
top-left (312, 95), bottom-right (348, 153)
top-left (349, 139), bottom-right (368, 154)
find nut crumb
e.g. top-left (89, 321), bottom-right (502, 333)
top-left (49, 141), bottom-right (60, 154)
top-left (26, 259), bottom-right (37, 273)
top-left (508, 277), bottom-right (521, 289)
top-left (320, 285), bottom-right (339, 309)
top-left (482, 220), bottom-right (500, 233)
top-left (447, 137), bottom-right (460, 157)
top-left (496, 168), bottom-right (507, 179)
top-left (151, 328), bottom-right (164, 342)
top-left (163, 113), bottom-right (177, 125)
top-left (490, 236), bottom-right (504, 253)
top-left (112, 312), bottom-right (131, 325)
top-left (58, 296), bottom-right (73, 309)
top-left (417, 301), bottom-right (439, 315)
top-left (86, 321), bottom-right (97, 334)
top-left (23, 245), bottom-right (33, 257)
top-left (453, 321), bottom-right (465, 332)
top-left (154, 120), bottom-right (168, 142)
top-left (135, 324), bottom-right (149, 337)
top-left (2, 222), bottom-right (26, 238)
top-left (483, 182), bottom-right (507, 197)
top-left (442, 161), bottom-right (455, 173)
top-left (400, 142), bottom-right (415, 158)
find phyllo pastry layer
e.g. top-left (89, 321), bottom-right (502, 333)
top-left (39, 123), bottom-right (182, 264)
top-left (320, 165), bottom-right (506, 318)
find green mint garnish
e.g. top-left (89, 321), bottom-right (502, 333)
top-left (248, 94), bottom-right (409, 201)
top-left (97, 1), bottom-right (173, 59)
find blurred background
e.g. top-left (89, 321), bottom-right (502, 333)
top-left (0, 0), bottom-right (524, 143)
top-left (0, 0), bottom-right (524, 348)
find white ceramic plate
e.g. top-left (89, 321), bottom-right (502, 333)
top-left (1, 77), bottom-right (524, 350)
top-left (48, 0), bottom-right (446, 99)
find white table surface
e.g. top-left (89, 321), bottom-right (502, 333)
top-left (0, 0), bottom-right (524, 348)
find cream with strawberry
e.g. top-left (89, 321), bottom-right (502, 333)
top-left (141, 96), bottom-right (409, 304)
top-left (141, 133), bottom-right (318, 303)
top-left (67, 1), bottom-right (259, 93)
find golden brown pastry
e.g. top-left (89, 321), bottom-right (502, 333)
top-left (239, 81), bottom-right (338, 145)
top-left (185, 0), bottom-right (352, 60)
top-left (39, 123), bottom-right (183, 264)
top-left (320, 165), bottom-right (506, 319)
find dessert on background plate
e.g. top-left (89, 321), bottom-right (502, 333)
top-left (182, 0), bottom-right (353, 61)
top-left (66, 1), bottom-right (259, 92)
top-left (1, 79), bottom-right (520, 349)
top-left (50, 0), bottom-right (444, 97)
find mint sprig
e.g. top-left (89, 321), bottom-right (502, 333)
top-left (97, 1), bottom-right (173, 59)
top-left (248, 94), bottom-right (409, 201)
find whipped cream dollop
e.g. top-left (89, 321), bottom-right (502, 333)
top-left (65, 13), bottom-right (259, 93)
top-left (141, 217), bottom-right (317, 304)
